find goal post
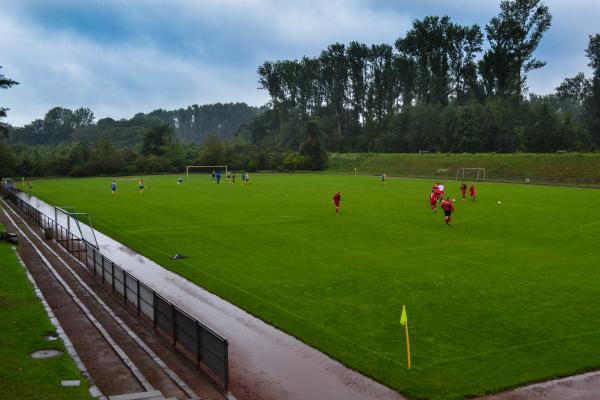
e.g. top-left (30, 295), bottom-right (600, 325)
top-left (456, 168), bottom-right (486, 182)
top-left (1, 178), bottom-right (16, 192)
top-left (54, 205), bottom-right (99, 249)
top-left (186, 165), bottom-right (228, 181)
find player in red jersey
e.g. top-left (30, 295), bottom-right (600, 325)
top-left (441, 197), bottom-right (455, 225)
top-left (429, 190), bottom-right (437, 213)
top-left (460, 182), bottom-right (467, 200)
top-left (432, 183), bottom-right (440, 202)
top-left (332, 192), bottom-right (341, 215)
top-left (469, 183), bottom-right (476, 201)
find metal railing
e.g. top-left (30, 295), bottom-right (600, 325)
top-left (1, 186), bottom-right (229, 389)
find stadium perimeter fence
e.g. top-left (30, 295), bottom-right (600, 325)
top-left (0, 186), bottom-right (229, 390)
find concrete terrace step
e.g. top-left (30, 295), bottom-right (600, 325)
top-left (108, 390), bottom-right (165, 400)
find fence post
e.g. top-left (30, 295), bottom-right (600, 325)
top-left (111, 263), bottom-right (115, 293)
top-left (153, 294), bottom-right (158, 329)
top-left (101, 256), bottom-right (105, 284)
top-left (172, 304), bottom-right (177, 346)
top-left (136, 280), bottom-right (141, 315)
top-left (196, 323), bottom-right (202, 366)
top-left (224, 341), bottom-right (229, 390)
top-left (123, 272), bottom-right (128, 304)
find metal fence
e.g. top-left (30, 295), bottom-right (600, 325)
top-left (1, 186), bottom-right (229, 389)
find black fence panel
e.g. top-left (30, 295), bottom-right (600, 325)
top-left (139, 284), bottom-right (154, 320)
top-left (200, 328), bottom-right (228, 381)
top-left (94, 251), bottom-right (103, 277)
top-left (102, 258), bottom-right (113, 287)
top-left (125, 274), bottom-right (138, 307)
top-left (113, 266), bottom-right (125, 296)
top-left (86, 246), bottom-right (94, 271)
top-left (155, 295), bottom-right (174, 335)
top-left (175, 310), bottom-right (198, 354)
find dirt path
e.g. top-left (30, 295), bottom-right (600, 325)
top-left (1, 200), bottom-right (226, 400)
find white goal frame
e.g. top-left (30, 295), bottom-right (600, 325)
top-left (186, 165), bottom-right (228, 181)
top-left (1, 178), bottom-right (16, 191)
top-left (456, 168), bottom-right (486, 181)
top-left (54, 205), bottom-right (99, 249)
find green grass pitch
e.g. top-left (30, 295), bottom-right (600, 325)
top-left (25, 173), bottom-right (600, 399)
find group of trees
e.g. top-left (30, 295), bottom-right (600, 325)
top-left (8, 103), bottom-right (261, 147)
top-left (0, 101), bottom-right (281, 177)
top-left (1, 104), bottom-right (326, 178)
top-left (251, 0), bottom-right (600, 153)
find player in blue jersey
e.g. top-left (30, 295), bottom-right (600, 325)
top-left (111, 180), bottom-right (117, 196)
top-left (216, 170), bottom-right (222, 184)
top-left (139, 178), bottom-right (145, 194)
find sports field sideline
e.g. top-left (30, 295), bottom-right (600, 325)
top-left (23, 173), bottom-right (600, 400)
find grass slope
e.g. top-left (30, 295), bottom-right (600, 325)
top-left (0, 224), bottom-right (90, 399)
top-left (328, 153), bottom-right (600, 184)
top-left (25, 174), bottom-right (600, 400)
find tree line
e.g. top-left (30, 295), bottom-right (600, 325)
top-left (8, 103), bottom-right (261, 147)
top-left (1, 122), bottom-right (327, 179)
top-left (250, 0), bottom-right (600, 153)
top-left (0, 101), bottom-right (284, 178)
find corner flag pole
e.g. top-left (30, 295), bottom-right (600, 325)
top-left (400, 305), bottom-right (411, 369)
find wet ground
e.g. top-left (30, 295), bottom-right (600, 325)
top-left (478, 371), bottom-right (600, 400)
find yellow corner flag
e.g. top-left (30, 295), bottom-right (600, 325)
top-left (400, 305), bottom-right (411, 369)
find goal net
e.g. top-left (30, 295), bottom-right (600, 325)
top-left (1, 178), bottom-right (16, 193)
top-left (55, 206), bottom-right (99, 249)
top-left (186, 165), bottom-right (228, 180)
top-left (456, 168), bottom-right (486, 181)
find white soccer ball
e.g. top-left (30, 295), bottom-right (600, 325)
top-left (498, 201), bottom-right (502, 204)
top-left (452, 199), bottom-right (456, 202)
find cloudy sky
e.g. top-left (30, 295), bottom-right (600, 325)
top-left (1, 0), bottom-right (598, 126)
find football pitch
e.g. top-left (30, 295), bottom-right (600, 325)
top-left (26, 173), bottom-right (600, 399)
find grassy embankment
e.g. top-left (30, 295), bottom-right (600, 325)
top-left (0, 224), bottom-right (90, 399)
top-left (327, 153), bottom-right (600, 185)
